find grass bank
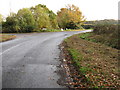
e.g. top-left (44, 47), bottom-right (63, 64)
top-left (0, 34), bottom-right (16, 42)
top-left (61, 27), bottom-right (119, 88)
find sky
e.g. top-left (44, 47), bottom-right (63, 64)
top-left (0, 0), bottom-right (119, 20)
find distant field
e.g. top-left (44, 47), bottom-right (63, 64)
top-left (0, 34), bottom-right (16, 42)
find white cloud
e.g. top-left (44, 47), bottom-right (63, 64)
top-left (0, 0), bottom-right (119, 20)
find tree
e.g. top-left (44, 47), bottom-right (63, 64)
top-left (0, 14), bottom-right (3, 24)
top-left (48, 10), bottom-right (59, 29)
top-left (30, 4), bottom-right (58, 30)
top-left (2, 4), bottom-right (59, 33)
top-left (30, 4), bottom-right (51, 30)
top-left (57, 8), bottom-right (68, 29)
top-left (57, 4), bottom-right (85, 29)
top-left (17, 8), bottom-right (35, 32)
top-left (3, 8), bottom-right (35, 33)
top-left (0, 14), bottom-right (2, 32)
top-left (2, 13), bottom-right (20, 33)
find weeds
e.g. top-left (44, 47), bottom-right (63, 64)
top-left (68, 49), bottom-right (83, 62)
top-left (79, 67), bottom-right (92, 75)
top-left (79, 24), bottom-right (119, 49)
top-left (79, 33), bottom-right (92, 39)
top-left (0, 34), bottom-right (16, 42)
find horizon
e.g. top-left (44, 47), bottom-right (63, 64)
top-left (0, 0), bottom-right (119, 20)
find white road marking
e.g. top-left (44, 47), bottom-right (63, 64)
top-left (0, 44), bottom-right (21, 56)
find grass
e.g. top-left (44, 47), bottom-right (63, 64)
top-left (92, 24), bottom-right (119, 49)
top-left (0, 34), bottom-right (16, 42)
top-left (35, 29), bottom-right (86, 32)
top-left (79, 33), bottom-right (92, 39)
top-left (61, 32), bottom-right (119, 88)
top-left (37, 29), bottom-right (62, 32)
top-left (79, 67), bottom-right (92, 75)
top-left (79, 31), bottom-right (119, 49)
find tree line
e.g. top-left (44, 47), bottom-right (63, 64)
top-left (1, 4), bottom-right (85, 33)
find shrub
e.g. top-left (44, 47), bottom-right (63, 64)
top-left (24, 25), bottom-right (35, 32)
top-left (93, 24), bottom-right (118, 35)
top-left (93, 24), bottom-right (119, 49)
top-left (82, 24), bottom-right (94, 29)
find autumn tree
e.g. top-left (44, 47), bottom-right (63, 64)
top-left (57, 4), bottom-right (85, 29)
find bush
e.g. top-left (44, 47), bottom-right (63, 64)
top-left (93, 24), bottom-right (118, 35)
top-left (93, 24), bottom-right (119, 49)
top-left (82, 24), bottom-right (94, 29)
top-left (24, 25), bottom-right (35, 32)
top-left (0, 24), bottom-right (2, 33)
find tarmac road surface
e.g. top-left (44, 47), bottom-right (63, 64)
top-left (1, 30), bottom-right (91, 88)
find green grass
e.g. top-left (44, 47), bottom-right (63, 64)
top-left (79, 67), bottom-right (92, 75)
top-left (35, 29), bottom-right (62, 32)
top-left (68, 49), bottom-right (83, 62)
top-left (43, 29), bottom-right (62, 32)
top-left (79, 33), bottom-right (97, 42)
top-left (79, 31), bottom-right (119, 49)
top-left (79, 33), bottom-right (92, 39)
top-left (36, 29), bottom-right (86, 32)
top-left (68, 48), bottom-right (93, 75)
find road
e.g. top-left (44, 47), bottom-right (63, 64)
top-left (1, 30), bottom-right (91, 88)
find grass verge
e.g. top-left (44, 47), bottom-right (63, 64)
top-left (0, 34), bottom-right (16, 42)
top-left (79, 32), bottom-right (119, 49)
top-left (61, 33), bottom-right (119, 88)
top-left (35, 29), bottom-right (86, 32)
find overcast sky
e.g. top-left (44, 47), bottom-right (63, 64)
top-left (0, 0), bottom-right (119, 20)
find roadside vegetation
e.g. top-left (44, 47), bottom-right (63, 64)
top-left (0, 1), bottom-right (119, 89)
top-left (1, 4), bottom-right (85, 33)
top-left (80, 25), bottom-right (119, 49)
top-left (0, 4), bottom-right (86, 42)
top-left (0, 34), bottom-right (16, 42)
top-left (61, 22), bottom-right (119, 88)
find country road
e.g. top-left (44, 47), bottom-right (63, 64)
top-left (1, 30), bottom-right (91, 88)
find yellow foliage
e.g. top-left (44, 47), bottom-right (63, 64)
top-left (57, 4), bottom-right (85, 29)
